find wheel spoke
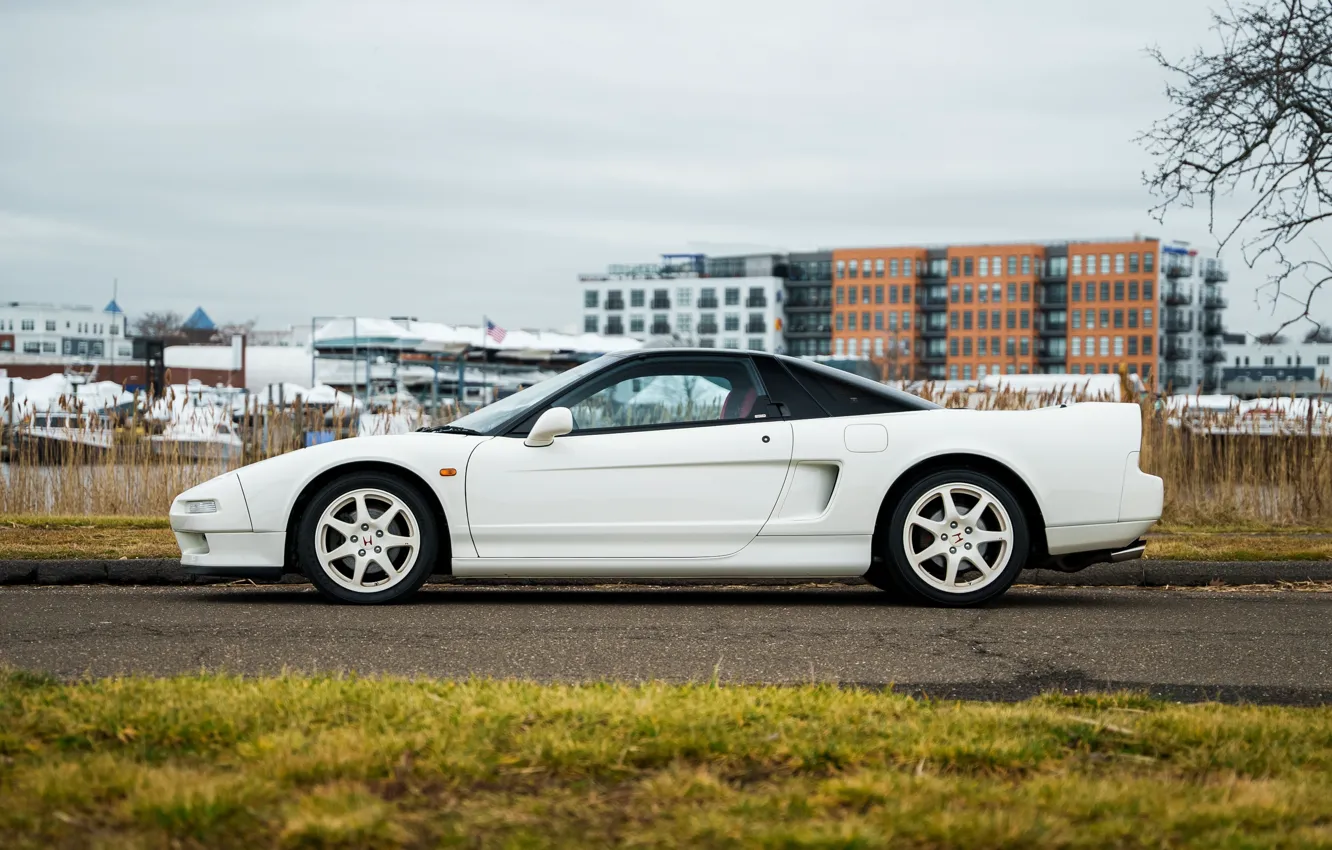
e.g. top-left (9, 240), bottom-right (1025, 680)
top-left (908, 514), bottom-right (947, 537)
top-left (375, 504), bottom-right (402, 529)
top-left (972, 528), bottom-right (1011, 545)
top-left (326, 517), bottom-right (357, 538)
top-left (910, 539), bottom-right (949, 567)
top-left (380, 533), bottom-right (416, 551)
top-left (961, 552), bottom-right (992, 575)
top-left (323, 541), bottom-right (358, 562)
top-left (353, 493), bottom-right (371, 526)
top-left (939, 489), bottom-right (959, 522)
top-left (351, 557), bottom-right (369, 586)
top-left (943, 553), bottom-right (960, 585)
top-left (964, 495), bottom-right (993, 524)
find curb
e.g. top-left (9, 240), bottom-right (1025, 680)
top-left (3, 559), bottom-right (1332, 588)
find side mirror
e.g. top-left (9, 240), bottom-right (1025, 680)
top-left (524, 407), bottom-right (573, 447)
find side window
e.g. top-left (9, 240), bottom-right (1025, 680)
top-left (785, 361), bottom-right (927, 416)
top-left (554, 358), bottom-right (766, 433)
top-left (752, 357), bottom-right (825, 419)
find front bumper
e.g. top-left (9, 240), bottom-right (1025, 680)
top-left (170, 473), bottom-right (286, 576)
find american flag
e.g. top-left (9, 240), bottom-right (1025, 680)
top-left (484, 319), bottom-right (507, 343)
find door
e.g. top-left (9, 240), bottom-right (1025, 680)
top-left (465, 355), bottom-right (793, 558)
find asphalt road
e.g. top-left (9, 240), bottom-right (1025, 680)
top-left (3, 584), bottom-right (1331, 704)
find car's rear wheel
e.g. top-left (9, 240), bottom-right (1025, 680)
top-left (298, 472), bottom-right (438, 604)
top-left (867, 469), bottom-right (1029, 607)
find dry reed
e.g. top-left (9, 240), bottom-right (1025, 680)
top-left (2, 386), bottom-right (1329, 527)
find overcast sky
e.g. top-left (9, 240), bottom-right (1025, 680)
top-left (2, 0), bottom-right (1326, 336)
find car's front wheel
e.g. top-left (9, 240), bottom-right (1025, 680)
top-left (297, 472), bottom-right (439, 604)
top-left (867, 469), bottom-right (1029, 607)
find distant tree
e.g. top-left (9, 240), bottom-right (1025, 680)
top-left (214, 319), bottom-right (257, 341)
top-left (1304, 323), bottom-right (1332, 343)
top-left (1140, 0), bottom-right (1332, 337)
top-left (1255, 332), bottom-right (1290, 345)
top-left (132, 311), bottom-right (185, 340)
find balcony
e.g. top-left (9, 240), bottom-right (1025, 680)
top-left (1037, 322), bottom-right (1067, 337)
top-left (918, 267), bottom-right (947, 281)
top-left (1163, 311), bottom-right (1192, 333)
top-left (922, 287), bottom-right (948, 309)
top-left (746, 296), bottom-right (768, 308)
top-left (1163, 284), bottom-right (1192, 306)
top-left (1038, 292), bottom-right (1067, 307)
top-left (1163, 341), bottom-right (1190, 361)
top-left (604, 321), bottom-right (624, 336)
top-left (1164, 257), bottom-right (1193, 279)
top-left (696, 322), bottom-right (719, 335)
top-left (745, 321), bottom-right (767, 334)
top-left (649, 298), bottom-right (671, 310)
top-left (1203, 264), bottom-right (1229, 283)
top-left (649, 322), bottom-right (671, 336)
top-left (696, 297), bottom-right (719, 309)
top-left (919, 323), bottom-right (948, 337)
top-left (919, 348), bottom-right (948, 364)
top-left (1202, 292), bottom-right (1228, 310)
top-left (1202, 345), bottom-right (1226, 363)
top-left (1040, 269), bottom-right (1068, 283)
top-left (1036, 348), bottom-right (1066, 363)
top-left (604, 299), bottom-right (625, 311)
top-left (1202, 314), bottom-right (1224, 335)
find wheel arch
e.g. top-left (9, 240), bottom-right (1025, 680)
top-left (283, 461), bottom-right (452, 575)
top-left (871, 453), bottom-right (1049, 564)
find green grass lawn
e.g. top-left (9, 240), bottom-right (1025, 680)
top-left (1, 670), bottom-right (1330, 848)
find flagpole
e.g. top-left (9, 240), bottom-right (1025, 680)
top-left (481, 315), bottom-right (488, 408)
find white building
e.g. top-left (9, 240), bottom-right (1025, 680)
top-left (0, 300), bottom-right (132, 362)
top-left (1220, 332), bottom-right (1332, 397)
top-left (578, 254), bottom-right (786, 353)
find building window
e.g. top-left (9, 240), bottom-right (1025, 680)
top-left (836, 286), bottom-right (845, 305)
top-left (848, 287), bottom-right (858, 306)
top-left (1128, 336), bottom-right (1139, 356)
top-left (962, 338), bottom-right (973, 356)
top-left (949, 311), bottom-right (958, 330)
top-left (903, 285), bottom-right (912, 303)
top-left (875, 312), bottom-right (884, 330)
top-left (1072, 255), bottom-right (1083, 275)
top-left (748, 338), bottom-right (764, 351)
top-left (875, 259), bottom-right (885, 277)
top-left (1100, 336), bottom-right (1110, 356)
top-left (836, 313), bottom-right (844, 331)
top-left (849, 262), bottom-right (858, 279)
top-left (1006, 310), bottom-right (1016, 329)
top-left (1114, 336), bottom-right (1124, 356)
top-left (963, 284), bottom-right (973, 303)
top-left (630, 289), bottom-right (644, 307)
top-left (1115, 281), bottom-right (1125, 301)
top-left (584, 290), bottom-right (599, 308)
top-left (20, 319), bottom-right (34, 331)
top-left (630, 315), bottom-right (644, 333)
top-left (889, 286), bottom-right (898, 304)
top-left (1020, 310), bottom-right (1030, 329)
top-left (903, 259), bottom-right (913, 276)
top-left (1071, 337), bottom-right (1082, 357)
top-left (45, 320), bottom-right (56, 331)
top-left (1100, 254), bottom-right (1111, 274)
top-left (1144, 252), bottom-right (1155, 273)
top-left (860, 259), bottom-right (870, 277)
top-left (1072, 311), bottom-right (1081, 329)
top-left (836, 260), bottom-right (845, 278)
top-left (949, 338), bottom-right (959, 357)
top-left (834, 338), bottom-right (845, 356)
top-left (978, 311), bottom-right (988, 330)
top-left (42, 341), bottom-right (57, 353)
top-left (23, 341), bottom-right (40, 353)
top-left (1100, 282), bottom-right (1111, 301)
top-left (1019, 337), bottom-right (1030, 356)
top-left (676, 287), bottom-right (692, 305)
top-left (962, 257), bottom-right (973, 276)
top-left (725, 288), bottom-right (740, 306)
top-left (861, 285), bottom-right (871, 304)
top-left (1129, 281), bottom-right (1140, 300)
top-left (1020, 283), bottom-right (1030, 301)
top-left (848, 312), bottom-right (857, 331)
top-left (1115, 254), bottom-right (1125, 273)
top-left (963, 311), bottom-right (973, 330)
top-left (1143, 280), bottom-right (1154, 300)
top-left (1129, 253), bottom-right (1140, 273)
top-left (1113, 309), bottom-right (1124, 329)
top-left (584, 315), bottom-right (598, 332)
top-left (725, 313), bottom-right (740, 331)
top-left (676, 314), bottom-right (692, 335)
top-left (1128, 309), bottom-right (1139, 329)
top-left (875, 285), bottom-right (884, 304)
top-left (890, 259), bottom-right (899, 276)
top-left (949, 258), bottom-right (959, 277)
top-left (1006, 283), bottom-right (1016, 302)
top-left (902, 311), bottom-right (911, 330)
top-left (978, 257), bottom-right (989, 277)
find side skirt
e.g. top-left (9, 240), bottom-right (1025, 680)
top-left (450, 534), bottom-right (871, 579)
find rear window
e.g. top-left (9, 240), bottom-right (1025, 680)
top-left (782, 359), bottom-right (939, 416)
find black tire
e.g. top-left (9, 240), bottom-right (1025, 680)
top-left (866, 468), bottom-right (1030, 607)
top-left (297, 471), bottom-right (440, 605)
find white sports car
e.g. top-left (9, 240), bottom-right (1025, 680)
top-left (170, 349), bottom-right (1163, 606)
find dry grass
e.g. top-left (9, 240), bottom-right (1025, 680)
top-left (1, 671), bottom-right (1331, 848)
top-left (4, 385), bottom-right (1332, 527)
top-left (1147, 532), bottom-right (1332, 562)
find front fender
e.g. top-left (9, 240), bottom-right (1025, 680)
top-left (233, 434), bottom-right (489, 557)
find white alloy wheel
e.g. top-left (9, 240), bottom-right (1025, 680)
top-left (313, 488), bottom-right (421, 593)
top-left (901, 481), bottom-right (1014, 594)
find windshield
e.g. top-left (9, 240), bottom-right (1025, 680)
top-left (447, 354), bottom-right (619, 434)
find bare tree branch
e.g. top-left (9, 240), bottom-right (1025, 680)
top-left (1140, 0), bottom-right (1332, 330)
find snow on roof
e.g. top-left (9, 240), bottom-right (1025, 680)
top-left (980, 373), bottom-right (1140, 401)
top-left (316, 318), bottom-right (643, 356)
top-left (1164, 394), bottom-right (1241, 410)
